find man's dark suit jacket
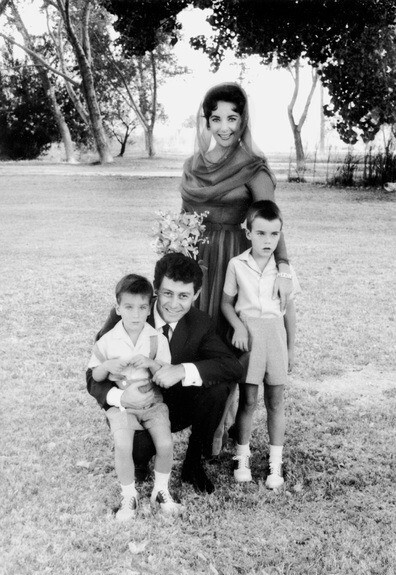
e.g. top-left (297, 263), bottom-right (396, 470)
top-left (86, 305), bottom-right (243, 410)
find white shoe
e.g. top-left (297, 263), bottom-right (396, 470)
top-left (115, 493), bottom-right (138, 521)
top-left (151, 489), bottom-right (182, 516)
top-left (265, 462), bottom-right (284, 489)
top-left (233, 454), bottom-right (252, 482)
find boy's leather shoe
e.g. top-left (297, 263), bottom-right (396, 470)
top-left (181, 459), bottom-right (214, 494)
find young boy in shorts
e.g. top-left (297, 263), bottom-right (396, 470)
top-left (88, 274), bottom-right (181, 519)
top-left (221, 200), bottom-right (301, 489)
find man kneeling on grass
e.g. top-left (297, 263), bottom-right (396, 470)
top-left (87, 274), bottom-right (181, 520)
top-left (87, 253), bottom-right (243, 519)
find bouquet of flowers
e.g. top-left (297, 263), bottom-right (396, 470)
top-left (151, 210), bottom-right (209, 260)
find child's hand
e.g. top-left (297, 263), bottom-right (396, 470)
top-left (104, 358), bottom-right (129, 378)
top-left (129, 354), bottom-right (151, 369)
top-left (232, 325), bottom-right (249, 352)
top-left (287, 348), bottom-right (295, 373)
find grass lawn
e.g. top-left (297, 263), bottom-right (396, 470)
top-left (0, 168), bottom-right (395, 575)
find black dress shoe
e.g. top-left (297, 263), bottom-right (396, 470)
top-left (181, 459), bottom-right (215, 494)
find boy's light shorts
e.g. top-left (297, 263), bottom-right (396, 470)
top-left (106, 401), bottom-right (170, 434)
top-left (239, 315), bottom-right (288, 386)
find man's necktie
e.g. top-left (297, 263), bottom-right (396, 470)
top-left (162, 323), bottom-right (171, 341)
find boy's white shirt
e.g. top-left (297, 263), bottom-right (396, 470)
top-left (223, 250), bottom-right (301, 319)
top-left (94, 304), bottom-right (202, 409)
top-left (88, 320), bottom-right (171, 409)
top-left (88, 320), bottom-right (171, 376)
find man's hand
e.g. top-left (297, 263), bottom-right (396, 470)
top-left (120, 380), bottom-right (155, 409)
top-left (152, 364), bottom-right (186, 388)
top-left (104, 358), bottom-right (129, 379)
top-left (232, 325), bottom-right (249, 352)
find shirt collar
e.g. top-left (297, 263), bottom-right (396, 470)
top-left (237, 249), bottom-right (276, 273)
top-left (113, 319), bottom-right (155, 341)
top-left (153, 302), bottom-right (178, 331)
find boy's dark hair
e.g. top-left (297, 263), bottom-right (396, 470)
top-left (115, 274), bottom-right (154, 304)
top-left (246, 200), bottom-right (283, 231)
top-left (153, 253), bottom-right (203, 293)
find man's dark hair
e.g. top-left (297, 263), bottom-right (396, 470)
top-left (153, 253), bottom-right (203, 293)
top-left (246, 200), bottom-right (283, 231)
top-left (115, 274), bottom-right (154, 304)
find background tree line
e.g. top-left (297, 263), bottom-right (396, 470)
top-left (0, 0), bottom-right (395, 170)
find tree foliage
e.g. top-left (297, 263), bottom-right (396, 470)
top-left (190, 0), bottom-right (396, 144)
top-left (102, 0), bottom-right (190, 55)
top-left (0, 53), bottom-right (59, 159)
top-left (0, 43), bottom-right (90, 160)
top-left (96, 3), bottom-right (189, 156)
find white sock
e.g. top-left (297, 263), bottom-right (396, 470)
top-left (153, 470), bottom-right (170, 493)
top-left (236, 443), bottom-right (251, 457)
top-left (121, 482), bottom-right (137, 498)
top-left (269, 445), bottom-right (283, 465)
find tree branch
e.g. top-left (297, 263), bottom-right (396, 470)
top-left (82, 0), bottom-right (92, 62)
top-left (150, 51), bottom-right (157, 127)
top-left (287, 58), bottom-right (300, 128)
top-left (50, 15), bottom-right (90, 125)
top-left (103, 49), bottom-right (148, 129)
top-left (0, 31), bottom-right (80, 86)
top-left (297, 68), bottom-right (318, 131)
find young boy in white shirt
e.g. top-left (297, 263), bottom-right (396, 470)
top-left (88, 274), bottom-right (180, 519)
top-left (221, 200), bottom-right (300, 489)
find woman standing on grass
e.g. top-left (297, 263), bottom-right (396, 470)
top-left (180, 82), bottom-right (293, 452)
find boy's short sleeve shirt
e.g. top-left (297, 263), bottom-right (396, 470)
top-left (87, 320), bottom-right (171, 381)
top-left (223, 249), bottom-right (301, 318)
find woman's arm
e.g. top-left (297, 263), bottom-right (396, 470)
top-left (283, 300), bottom-right (296, 373)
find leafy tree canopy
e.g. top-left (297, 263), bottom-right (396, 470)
top-left (190, 0), bottom-right (396, 144)
top-left (98, 0), bottom-right (396, 144)
top-left (0, 45), bottom-right (91, 160)
top-left (102, 0), bottom-right (191, 55)
top-left (0, 56), bottom-right (59, 159)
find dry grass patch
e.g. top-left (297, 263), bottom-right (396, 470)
top-left (1, 171), bottom-right (395, 575)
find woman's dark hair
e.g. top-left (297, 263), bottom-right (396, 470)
top-left (154, 253), bottom-right (203, 294)
top-left (202, 83), bottom-right (246, 128)
top-left (246, 200), bottom-right (283, 231)
top-left (115, 274), bottom-right (154, 303)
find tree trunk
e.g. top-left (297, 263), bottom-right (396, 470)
top-left (47, 84), bottom-right (77, 163)
top-left (117, 128), bottom-right (130, 157)
top-left (60, 0), bottom-right (113, 164)
top-left (319, 82), bottom-right (325, 153)
top-left (78, 55), bottom-right (113, 163)
top-left (145, 127), bottom-right (155, 157)
top-left (9, 1), bottom-right (78, 163)
top-left (287, 58), bottom-right (318, 179)
top-left (292, 125), bottom-right (305, 174)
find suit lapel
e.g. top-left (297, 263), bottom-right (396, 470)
top-left (147, 310), bottom-right (189, 362)
top-left (169, 315), bottom-right (189, 362)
